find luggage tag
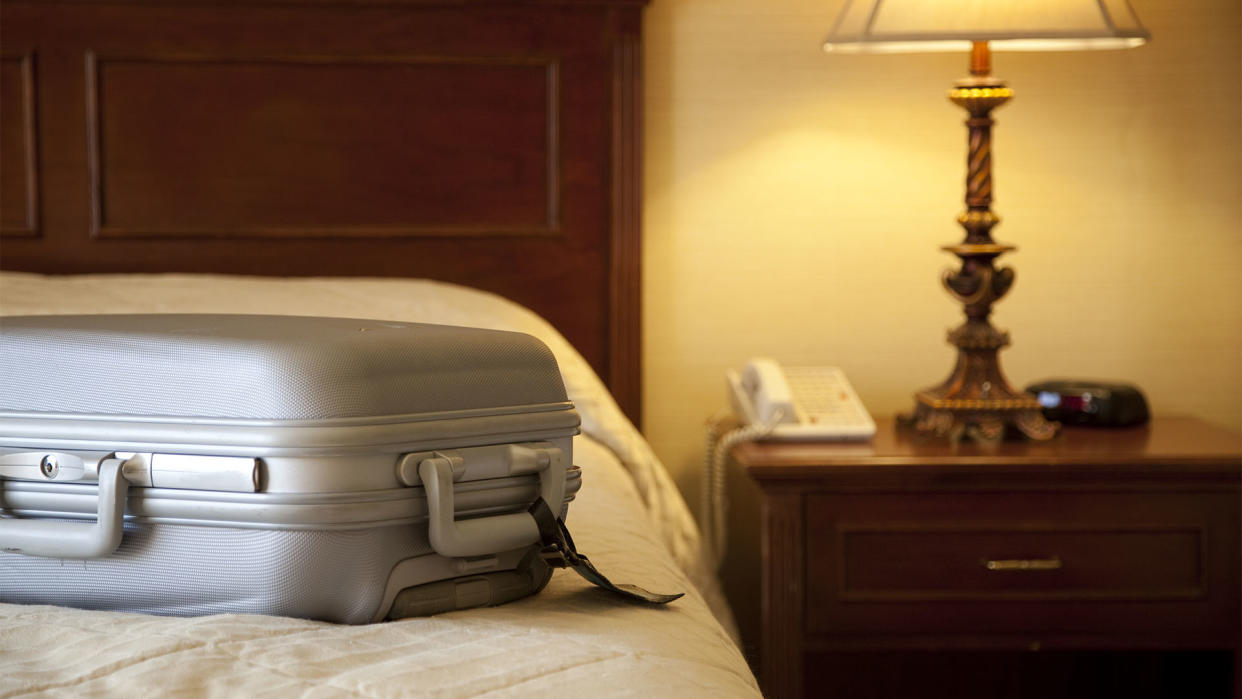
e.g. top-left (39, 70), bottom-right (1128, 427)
top-left (528, 498), bottom-right (683, 605)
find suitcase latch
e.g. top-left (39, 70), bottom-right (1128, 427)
top-left (0, 455), bottom-right (130, 558)
top-left (0, 450), bottom-right (259, 492)
top-left (0, 451), bottom-right (259, 559)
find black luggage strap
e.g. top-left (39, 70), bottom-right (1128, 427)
top-left (528, 498), bottom-right (683, 605)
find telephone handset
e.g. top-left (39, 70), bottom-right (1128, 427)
top-left (726, 358), bottom-right (875, 440)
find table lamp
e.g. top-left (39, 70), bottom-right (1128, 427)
top-left (823, 0), bottom-right (1149, 443)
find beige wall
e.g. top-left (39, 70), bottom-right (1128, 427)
top-left (642, 0), bottom-right (1242, 515)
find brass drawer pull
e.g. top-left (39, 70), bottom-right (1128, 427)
top-left (983, 557), bottom-right (1063, 571)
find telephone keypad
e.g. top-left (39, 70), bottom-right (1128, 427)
top-left (782, 366), bottom-right (874, 438)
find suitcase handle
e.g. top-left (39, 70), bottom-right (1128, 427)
top-left (418, 445), bottom-right (567, 558)
top-left (0, 457), bottom-right (130, 559)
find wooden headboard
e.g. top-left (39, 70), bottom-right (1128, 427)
top-left (0, 0), bottom-right (647, 425)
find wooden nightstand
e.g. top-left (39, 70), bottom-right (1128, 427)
top-left (737, 416), bottom-right (1241, 699)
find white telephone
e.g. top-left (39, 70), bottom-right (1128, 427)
top-left (703, 359), bottom-right (875, 570)
top-left (726, 358), bottom-right (875, 440)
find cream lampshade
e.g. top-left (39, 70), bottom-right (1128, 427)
top-left (823, 0), bottom-right (1149, 53)
top-left (821, 0), bottom-right (1149, 443)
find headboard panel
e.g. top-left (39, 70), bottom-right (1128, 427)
top-left (0, 0), bottom-right (646, 425)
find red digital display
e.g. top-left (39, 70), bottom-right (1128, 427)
top-left (1059, 395), bottom-right (1087, 411)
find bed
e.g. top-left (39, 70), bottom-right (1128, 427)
top-left (0, 1), bottom-right (761, 696)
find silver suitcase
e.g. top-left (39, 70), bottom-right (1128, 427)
top-left (0, 314), bottom-right (582, 623)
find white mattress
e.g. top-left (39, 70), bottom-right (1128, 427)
top-left (0, 272), bottom-right (759, 698)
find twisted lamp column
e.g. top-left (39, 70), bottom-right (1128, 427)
top-left (903, 42), bottom-right (1059, 444)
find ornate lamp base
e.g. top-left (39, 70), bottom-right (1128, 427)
top-left (899, 321), bottom-right (1058, 444)
top-left (902, 41), bottom-right (1060, 446)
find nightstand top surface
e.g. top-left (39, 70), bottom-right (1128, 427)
top-left (736, 416), bottom-right (1242, 481)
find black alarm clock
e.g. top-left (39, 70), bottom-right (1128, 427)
top-left (1024, 379), bottom-right (1150, 427)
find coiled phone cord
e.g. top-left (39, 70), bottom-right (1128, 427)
top-left (700, 409), bottom-right (783, 570)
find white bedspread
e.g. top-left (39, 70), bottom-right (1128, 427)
top-left (0, 273), bottom-right (759, 698)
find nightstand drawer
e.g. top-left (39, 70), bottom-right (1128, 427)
top-left (834, 525), bottom-right (1203, 601)
top-left (805, 492), bottom-right (1240, 636)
